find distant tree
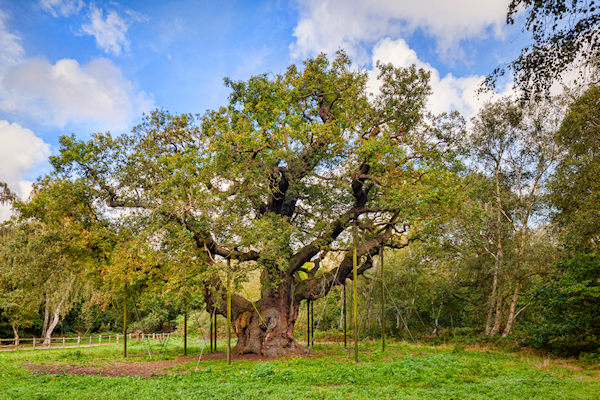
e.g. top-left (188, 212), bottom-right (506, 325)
top-left (50, 52), bottom-right (463, 356)
top-left (0, 224), bottom-right (43, 345)
top-left (468, 98), bottom-right (560, 337)
top-left (487, 0), bottom-right (599, 100)
top-left (549, 85), bottom-right (600, 251)
top-left (12, 178), bottom-right (112, 344)
top-left (522, 85), bottom-right (600, 355)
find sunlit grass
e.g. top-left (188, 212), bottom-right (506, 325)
top-left (0, 337), bottom-right (598, 399)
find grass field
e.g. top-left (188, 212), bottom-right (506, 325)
top-left (0, 337), bottom-right (598, 399)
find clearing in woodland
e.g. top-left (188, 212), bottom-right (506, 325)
top-left (0, 338), bottom-right (599, 400)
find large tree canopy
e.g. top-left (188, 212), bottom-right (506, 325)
top-left (50, 53), bottom-right (462, 356)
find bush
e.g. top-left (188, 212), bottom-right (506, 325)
top-left (521, 254), bottom-right (600, 356)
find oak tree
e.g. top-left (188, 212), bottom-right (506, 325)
top-left (51, 53), bottom-right (461, 356)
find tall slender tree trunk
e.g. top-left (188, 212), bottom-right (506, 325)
top-left (502, 279), bottom-right (521, 337)
top-left (41, 294), bottom-right (49, 338)
top-left (43, 275), bottom-right (75, 345)
top-left (488, 160), bottom-right (504, 336)
top-left (485, 268), bottom-right (499, 335)
top-left (490, 298), bottom-right (503, 336)
top-left (12, 323), bottom-right (19, 347)
top-left (43, 299), bottom-right (65, 345)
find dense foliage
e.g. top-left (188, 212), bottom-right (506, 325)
top-left (0, 54), bottom-right (598, 358)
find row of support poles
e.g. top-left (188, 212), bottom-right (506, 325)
top-left (306, 299), bottom-right (315, 347)
top-left (342, 245), bottom-right (385, 359)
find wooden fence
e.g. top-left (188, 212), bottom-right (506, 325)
top-left (0, 332), bottom-right (171, 351)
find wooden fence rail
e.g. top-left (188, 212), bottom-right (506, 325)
top-left (0, 332), bottom-right (171, 351)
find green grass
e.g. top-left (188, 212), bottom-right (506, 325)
top-left (0, 337), bottom-right (598, 399)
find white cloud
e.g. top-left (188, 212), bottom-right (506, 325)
top-left (40, 0), bottom-right (84, 17)
top-left (291, 0), bottom-right (509, 62)
top-left (0, 120), bottom-right (50, 199)
top-left (368, 38), bottom-right (512, 119)
top-left (81, 6), bottom-right (132, 55)
top-left (0, 11), bottom-right (24, 72)
top-left (0, 11), bottom-right (153, 131)
top-left (0, 121), bottom-right (50, 221)
top-left (0, 56), bottom-right (154, 131)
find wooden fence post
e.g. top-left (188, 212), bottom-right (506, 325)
top-left (99, 334), bottom-right (102, 345)
top-left (32, 338), bottom-right (36, 350)
top-left (77, 336), bottom-right (80, 347)
top-left (62, 337), bottom-right (66, 346)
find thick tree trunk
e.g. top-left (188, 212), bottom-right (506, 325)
top-left (203, 200), bottom-right (386, 357)
top-left (232, 296), bottom-right (305, 358)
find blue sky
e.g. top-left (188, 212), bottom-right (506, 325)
top-left (0, 0), bottom-right (530, 217)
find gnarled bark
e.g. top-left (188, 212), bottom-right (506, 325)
top-left (232, 297), bottom-right (305, 358)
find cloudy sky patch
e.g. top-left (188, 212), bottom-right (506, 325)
top-left (0, 0), bottom-right (529, 220)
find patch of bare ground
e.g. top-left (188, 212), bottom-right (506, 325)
top-left (22, 350), bottom-right (331, 378)
top-left (23, 357), bottom-right (194, 378)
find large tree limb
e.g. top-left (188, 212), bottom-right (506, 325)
top-left (295, 226), bottom-right (397, 300)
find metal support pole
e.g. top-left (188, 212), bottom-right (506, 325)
top-left (343, 283), bottom-right (347, 348)
top-left (209, 310), bottom-right (213, 352)
top-left (306, 300), bottom-right (310, 345)
top-left (312, 299), bottom-right (315, 346)
top-left (123, 284), bottom-right (127, 358)
top-left (353, 224), bottom-right (359, 363)
top-left (227, 258), bottom-right (232, 366)
top-left (381, 245), bottom-right (385, 352)
top-left (184, 310), bottom-right (188, 356)
top-left (214, 310), bottom-right (217, 352)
